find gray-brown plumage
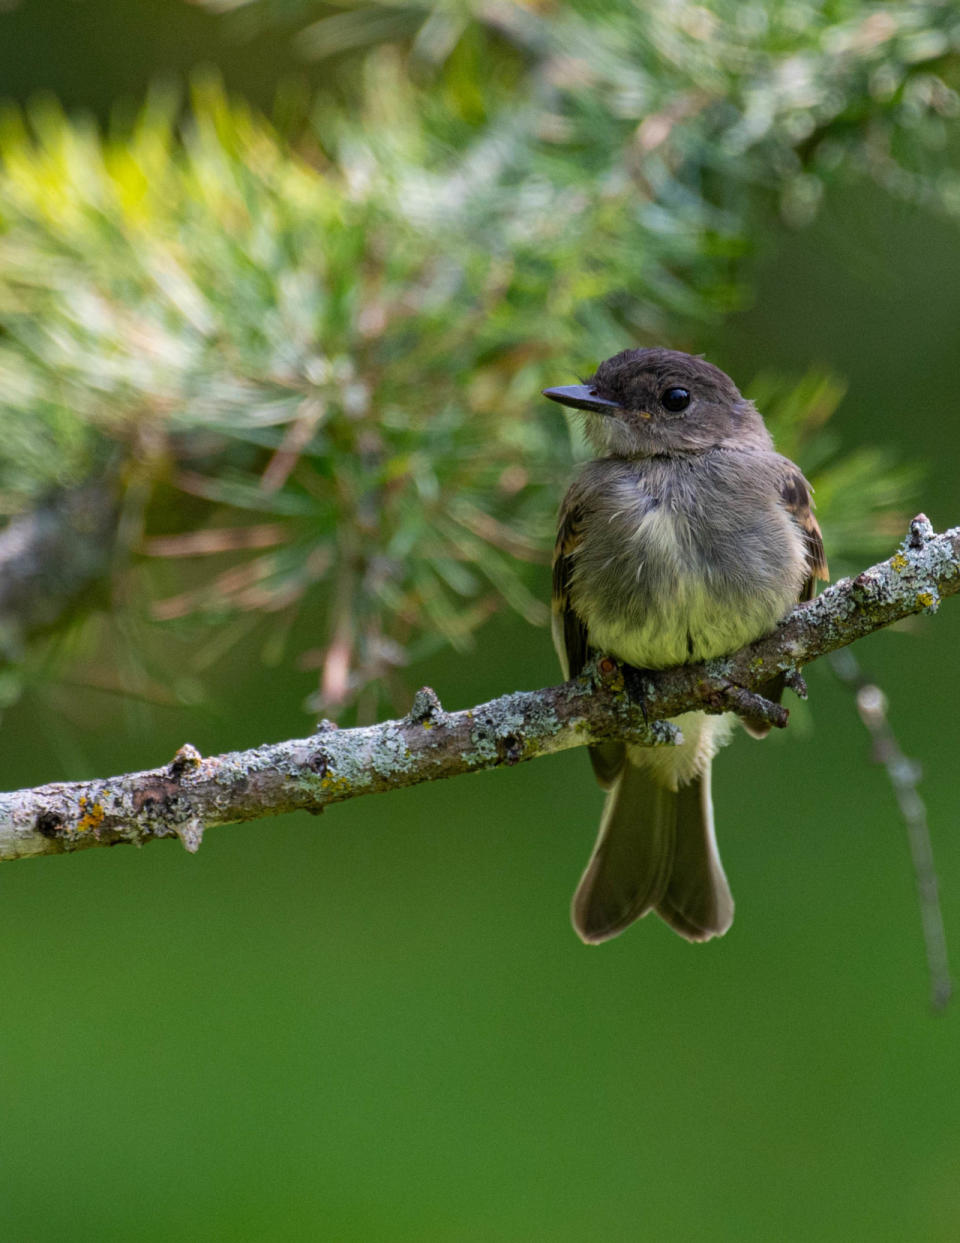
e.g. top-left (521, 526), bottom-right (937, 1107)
top-left (545, 348), bottom-right (827, 944)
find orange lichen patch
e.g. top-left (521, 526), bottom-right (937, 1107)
top-left (916, 591), bottom-right (936, 609)
top-left (596, 657), bottom-right (625, 691)
top-left (76, 795), bottom-right (106, 833)
top-left (890, 553), bottom-right (908, 572)
top-left (319, 773), bottom-right (351, 796)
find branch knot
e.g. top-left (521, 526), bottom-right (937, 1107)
top-left (407, 686), bottom-right (445, 727)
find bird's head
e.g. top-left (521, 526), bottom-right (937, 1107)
top-left (543, 347), bottom-right (770, 458)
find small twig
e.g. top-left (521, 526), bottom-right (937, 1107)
top-left (321, 534), bottom-right (358, 709)
top-left (143, 524), bottom-right (287, 557)
top-left (260, 397), bottom-right (327, 493)
top-left (830, 647), bottom-right (952, 1012)
top-left (713, 684), bottom-right (789, 730)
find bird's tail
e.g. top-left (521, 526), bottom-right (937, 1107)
top-left (571, 759), bottom-right (734, 944)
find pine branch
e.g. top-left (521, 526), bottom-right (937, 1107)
top-left (0, 482), bottom-right (119, 656)
top-left (2, 515), bottom-right (957, 864)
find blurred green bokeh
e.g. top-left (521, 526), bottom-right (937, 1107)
top-left (2, 4), bottom-right (960, 1241)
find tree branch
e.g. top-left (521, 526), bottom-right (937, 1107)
top-left (2, 515), bottom-right (957, 864)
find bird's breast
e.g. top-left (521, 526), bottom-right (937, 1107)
top-left (568, 461), bottom-right (805, 669)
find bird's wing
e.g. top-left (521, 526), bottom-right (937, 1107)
top-left (743, 465), bottom-right (830, 741)
top-left (780, 468), bottom-right (829, 601)
top-left (552, 494), bottom-right (625, 789)
top-left (551, 496), bottom-right (590, 680)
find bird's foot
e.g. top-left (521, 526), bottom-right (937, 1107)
top-left (620, 662), bottom-right (655, 723)
top-left (593, 657), bottom-right (652, 721)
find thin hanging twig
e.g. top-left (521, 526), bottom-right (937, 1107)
top-left (830, 647), bottom-right (952, 1012)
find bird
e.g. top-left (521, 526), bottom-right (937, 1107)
top-left (543, 347), bottom-right (828, 944)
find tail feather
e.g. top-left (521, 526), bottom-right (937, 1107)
top-left (654, 766), bottom-right (734, 941)
top-left (572, 763), bottom-right (676, 943)
top-left (588, 740), bottom-right (626, 791)
top-left (572, 759), bottom-right (734, 945)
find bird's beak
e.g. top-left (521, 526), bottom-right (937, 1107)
top-left (541, 385), bottom-right (622, 415)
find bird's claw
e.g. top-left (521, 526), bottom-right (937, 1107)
top-left (620, 662), bottom-right (653, 723)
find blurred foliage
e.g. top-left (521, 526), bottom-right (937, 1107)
top-left (211, 0), bottom-right (960, 225)
top-left (0, 0), bottom-right (954, 718)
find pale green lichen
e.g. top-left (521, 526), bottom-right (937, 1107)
top-left (648, 720), bottom-right (683, 746)
top-left (460, 691), bottom-right (553, 766)
top-left (407, 687), bottom-right (444, 725)
top-left (370, 723), bottom-right (416, 777)
top-left (467, 713), bottom-right (525, 764)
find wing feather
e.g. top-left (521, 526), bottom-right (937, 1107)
top-left (780, 469), bottom-right (829, 601)
top-left (552, 498), bottom-right (589, 680)
top-left (553, 495), bottom-right (625, 788)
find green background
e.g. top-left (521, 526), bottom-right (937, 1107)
top-left (2, 5), bottom-right (960, 1240)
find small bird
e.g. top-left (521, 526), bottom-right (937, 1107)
top-left (544, 348), bottom-right (828, 944)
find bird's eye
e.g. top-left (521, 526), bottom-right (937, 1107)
top-left (661, 387), bottom-right (691, 413)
